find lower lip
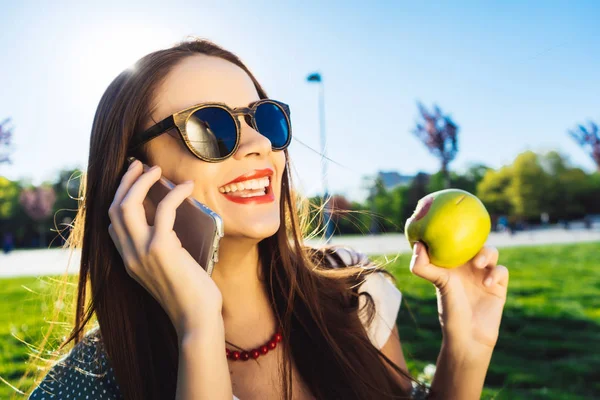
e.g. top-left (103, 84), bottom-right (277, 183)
top-left (221, 181), bottom-right (275, 204)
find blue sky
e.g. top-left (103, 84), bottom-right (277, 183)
top-left (1, 0), bottom-right (598, 201)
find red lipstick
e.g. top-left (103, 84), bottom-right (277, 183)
top-left (220, 168), bottom-right (275, 205)
top-left (223, 169), bottom-right (273, 185)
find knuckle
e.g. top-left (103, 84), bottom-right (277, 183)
top-left (147, 237), bottom-right (164, 256)
top-left (123, 167), bottom-right (137, 179)
top-left (124, 262), bottom-right (139, 278)
top-left (155, 200), bottom-right (169, 213)
top-left (120, 253), bottom-right (135, 268)
top-left (494, 265), bottom-right (508, 277)
top-left (119, 200), bottom-right (133, 212)
top-left (108, 205), bottom-right (118, 219)
top-left (155, 202), bottom-right (175, 218)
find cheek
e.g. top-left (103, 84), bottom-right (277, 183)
top-left (275, 152), bottom-right (287, 183)
top-left (172, 165), bottom-right (220, 201)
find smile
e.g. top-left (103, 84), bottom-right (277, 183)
top-left (218, 169), bottom-right (275, 204)
top-left (218, 177), bottom-right (270, 196)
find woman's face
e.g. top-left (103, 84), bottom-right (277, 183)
top-left (143, 55), bottom-right (286, 240)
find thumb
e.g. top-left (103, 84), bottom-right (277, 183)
top-left (409, 242), bottom-right (449, 289)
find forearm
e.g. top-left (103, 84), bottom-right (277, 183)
top-left (176, 316), bottom-right (233, 400)
top-left (428, 341), bottom-right (493, 400)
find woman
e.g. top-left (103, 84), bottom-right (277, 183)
top-left (27, 38), bottom-right (509, 400)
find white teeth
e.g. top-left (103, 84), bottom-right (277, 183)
top-left (241, 192), bottom-right (265, 198)
top-left (219, 177), bottom-right (270, 194)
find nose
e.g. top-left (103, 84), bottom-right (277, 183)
top-left (232, 118), bottom-right (272, 160)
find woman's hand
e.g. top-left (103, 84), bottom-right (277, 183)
top-left (108, 159), bottom-right (223, 340)
top-left (409, 242), bottom-right (509, 355)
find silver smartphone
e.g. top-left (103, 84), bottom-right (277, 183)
top-left (126, 157), bottom-right (224, 277)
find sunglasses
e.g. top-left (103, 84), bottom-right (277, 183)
top-left (127, 99), bottom-right (292, 162)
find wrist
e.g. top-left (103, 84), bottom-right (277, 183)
top-left (429, 343), bottom-right (492, 400)
top-left (439, 339), bottom-right (494, 369)
top-left (177, 307), bottom-right (225, 344)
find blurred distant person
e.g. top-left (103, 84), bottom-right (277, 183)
top-left (541, 212), bottom-right (549, 227)
top-left (2, 232), bottom-right (14, 254)
top-left (497, 215), bottom-right (508, 232)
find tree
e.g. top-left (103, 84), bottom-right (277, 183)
top-left (464, 164), bottom-right (492, 187)
top-left (477, 150), bottom-right (596, 223)
top-left (477, 166), bottom-right (514, 217)
top-left (568, 121), bottom-right (600, 170)
top-left (367, 177), bottom-right (399, 233)
top-left (0, 177), bottom-right (31, 245)
top-left (427, 163), bottom-right (491, 194)
top-left (19, 185), bottom-right (57, 247)
top-left (50, 168), bottom-right (83, 244)
top-left (542, 151), bottom-right (593, 219)
top-left (583, 172), bottom-right (600, 214)
top-left (329, 195), bottom-right (352, 234)
top-left (412, 103), bottom-right (459, 188)
top-left (506, 151), bottom-right (549, 219)
top-left (0, 176), bottom-right (19, 219)
top-left (400, 172), bottom-right (430, 229)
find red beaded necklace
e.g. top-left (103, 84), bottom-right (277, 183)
top-left (226, 330), bottom-right (283, 361)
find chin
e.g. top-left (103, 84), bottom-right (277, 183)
top-left (225, 219), bottom-right (281, 241)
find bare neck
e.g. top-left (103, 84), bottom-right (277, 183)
top-left (210, 236), bottom-right (278, 349)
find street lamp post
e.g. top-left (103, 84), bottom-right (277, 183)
top-left (307, 72), bottom-right (334, 242)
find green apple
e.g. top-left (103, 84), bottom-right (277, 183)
top-left (404, 189), bottom-right (491, 268)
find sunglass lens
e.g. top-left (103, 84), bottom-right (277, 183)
top-left (186, 107), bottom-right (237, 158)
top-left (255, 102), bottom-right (290, 149)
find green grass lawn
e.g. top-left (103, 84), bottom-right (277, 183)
top-left (0, 273), bottom-right (79, 399)
top-left (384, 241), bottom-right (600, 400)
top-left (1, 242), bottom-right (599, 399)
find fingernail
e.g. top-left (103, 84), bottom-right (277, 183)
top-left (484, 277), bottom-right (493, 287)
top-left (183, 180), bottom-right (194, 185)
top-left (410, 243), bottom-right (420, 272)
top-left (478, 255), bottom-right (487, 267)
top-left (149, 165), bottom-right (159, 172)
top-left (412, 242), bottom-right (420, 255)
top-left (128, 160), bottom-right (138, 170)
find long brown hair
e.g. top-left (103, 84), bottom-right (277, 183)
top-left (26, 37), bottom-right (420, 400)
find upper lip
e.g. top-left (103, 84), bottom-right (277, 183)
top-left (222, 168), bottom-right (274, 186)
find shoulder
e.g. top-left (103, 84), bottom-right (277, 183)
top-left (314, 245), bottom-right (403, 349)
top-left (316, 244), bottom-right (373, 269)
top-left (357, 270), bottom-right (403, 349)
top-left (28, 327), bottom-right (123, 400)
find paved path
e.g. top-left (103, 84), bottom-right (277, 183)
top-left (307, 224), bottom-right (600, 256)
top-left (1, 226), bottom-right (599, 278)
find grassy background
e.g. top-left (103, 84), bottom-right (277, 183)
top-left (0, 273), bottom-right (79, 400)
top-left (1, 242), bottom-right (599, 399)
top-left (385, 241), bottom-right (600, 399)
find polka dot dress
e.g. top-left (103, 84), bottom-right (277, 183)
top-left (29, 327), bottom-right (123, 399)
